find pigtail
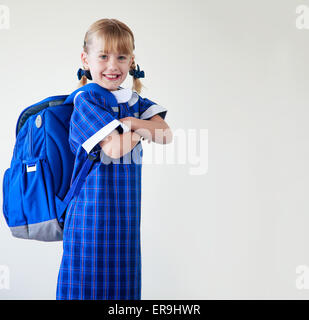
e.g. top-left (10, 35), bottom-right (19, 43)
top-left (77, 73), bottom-right (88, 88)
top-left (130, 60), bottom-right (145, 94)
top-left (77, 39), bottom-right (90, 89)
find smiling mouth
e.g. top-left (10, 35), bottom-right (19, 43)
top-left (103, 74), bottom-right (121, 80)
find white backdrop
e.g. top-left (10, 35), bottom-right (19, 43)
top-left (1, 0), bottom-right (309, 299)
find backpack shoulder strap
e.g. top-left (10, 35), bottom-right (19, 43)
top-left (57, 149), bottom-right (100, 221)
top-left (57, 83), bottom-right (118, 220)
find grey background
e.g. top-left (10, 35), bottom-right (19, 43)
top-left (1, 0), bottom-right (309, 299)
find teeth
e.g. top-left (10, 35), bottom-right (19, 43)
top-left (104, 74), bottom-right (119, 78)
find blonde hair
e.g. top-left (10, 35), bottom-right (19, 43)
top-left (77, 18), bottom-right (144, 94)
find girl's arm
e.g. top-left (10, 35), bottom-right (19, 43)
top-left (120, 115), bottom-right (173, 144)
top-left (99, 129), bottom-right (141, 159)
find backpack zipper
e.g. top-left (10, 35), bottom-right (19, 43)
top-left (29, 122), bottom-right (33, 157)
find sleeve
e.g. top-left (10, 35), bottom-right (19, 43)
top-left (138, 96), bottom-right (168, 120)
top-left (70, 91), bottom-right (130, 154)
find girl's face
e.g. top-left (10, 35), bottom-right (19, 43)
top-left (81, 36), bottom-right (134, 91)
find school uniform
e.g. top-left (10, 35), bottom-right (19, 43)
top-left (56, 83), bottom-right (167, 300)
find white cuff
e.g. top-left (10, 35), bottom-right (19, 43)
top-left (82, 119), bottom-right (130, 154)
top-left (140, 104), bottom-right (167, 120)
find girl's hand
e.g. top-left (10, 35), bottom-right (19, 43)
top-left (119, 117), bottom-right (134, 131)
top-left (119, 117), bottom-right (151, 144)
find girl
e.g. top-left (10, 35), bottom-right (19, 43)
top-left (56, 18), bottom-right (172, 300)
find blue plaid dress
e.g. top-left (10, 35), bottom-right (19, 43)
top-left (56, 85), bottom-right (167, 300)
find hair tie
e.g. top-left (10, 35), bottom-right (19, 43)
top-left (77, 68), bottom-right (92, 80)
top-left (129, 64), bottom-right (145, 79)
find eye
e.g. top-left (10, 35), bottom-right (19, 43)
top-left (100, 55), bottom-right (108, 59)
top-left (119, 56), bottom-right (127, 60)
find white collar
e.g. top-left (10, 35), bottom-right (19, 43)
top-left (111, 87), bottom-right (133, 103)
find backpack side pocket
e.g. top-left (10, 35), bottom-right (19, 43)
top-left (20, 158), bottom-right (63, 241)
top-left (2, 168), bottom-right (11, 225)
top-left (5, 160), bottom-right (24, 233)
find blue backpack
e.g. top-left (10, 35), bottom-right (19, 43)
top-left (2, 83), bottom-right (119, 241)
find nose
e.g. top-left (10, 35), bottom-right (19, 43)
top-left (107, 56), bottom-right (119, 71)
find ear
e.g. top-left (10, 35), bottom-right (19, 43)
top-left (81, 51), bottom-right (89, 69)
top-left (130, 54), bottom-right (135, 66)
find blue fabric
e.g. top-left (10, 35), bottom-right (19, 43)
top-left (56, 87), bottom-right (167, 300)
top-left (77, 68), bottom-right (92, 80)
top-left (129, 64), bottom-right (145, 79)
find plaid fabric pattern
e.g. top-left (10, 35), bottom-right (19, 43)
top-left (56, 88), bottom-right (167, 300)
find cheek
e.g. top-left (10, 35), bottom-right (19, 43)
top-left (94, 61), bottom-right (106, 70)
top-left (121, 65), bottom-right (130, 74)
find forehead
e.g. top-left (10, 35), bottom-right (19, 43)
top-left (91, 34), bottom-right (132, 55)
